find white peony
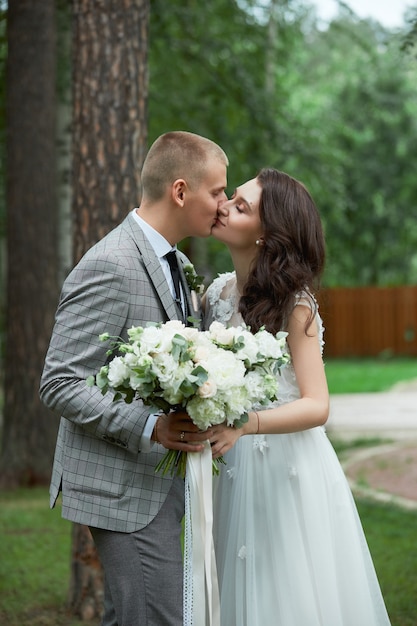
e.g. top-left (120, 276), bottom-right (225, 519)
top-left (234, 329), bottom-right (261, 365)
top-left (256, 328), bottom-right (288, 360)
top-left (151, 352), bottom-right (179, 384)
top-left (186, 395), bottom-right (226, 430)
top-left (204, 350), bottom-right (246, 391)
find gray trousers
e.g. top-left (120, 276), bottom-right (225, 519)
top-left (90, 478), bottom-right (184, 626)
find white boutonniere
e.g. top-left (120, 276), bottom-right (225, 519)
top-left (183, 263), bottom-right (205, 314)
top-left (183, 263), bottom-right (205, 295)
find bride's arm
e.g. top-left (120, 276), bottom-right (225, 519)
top-left (209, 303), bottom-right (329, 458)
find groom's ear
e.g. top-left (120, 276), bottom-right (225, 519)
top-left (171, 179), bottom-right (187, 207)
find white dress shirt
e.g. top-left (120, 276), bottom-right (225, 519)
top-left (131, 209), bottom-right (183, 452)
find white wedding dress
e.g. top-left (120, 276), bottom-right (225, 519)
top-left (205, 272), bottom-right (391, 626)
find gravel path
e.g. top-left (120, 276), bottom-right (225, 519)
top-left (326, 380), bottom-right (417, 508)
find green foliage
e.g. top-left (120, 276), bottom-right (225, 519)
top-left (148, 0), bottom-right (310, 276)
top-left (401, 7), bottom-right (417, 55)
top-left (149, 0), bottom-right (275, 179)
top-left (280, 16), bottom-right (417, 286)
top-left (148, 3), bottom-right (417, 285)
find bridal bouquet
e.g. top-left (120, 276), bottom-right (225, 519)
top-left (87, 320), bottom-right (289, 475)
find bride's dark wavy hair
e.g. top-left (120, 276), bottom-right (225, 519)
top-left (239, 168), bottom-right (326, 335)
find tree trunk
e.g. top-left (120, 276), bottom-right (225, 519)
top-left (0, 0), bottom-right (59, 486)
top-left (69, 0), bottom-right (149, 618)
top-left (72, 0), bottom-right (149, 263)
top-left (68, 524), bottom-right (104, 621)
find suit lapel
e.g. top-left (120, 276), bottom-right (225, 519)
top-left (143, 254), bottom-right (180, 320)
top-left (123, 214), bottom-right (181, 321)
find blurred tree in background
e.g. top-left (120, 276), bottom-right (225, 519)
top-left (1, 0), bottom-right (60, 486)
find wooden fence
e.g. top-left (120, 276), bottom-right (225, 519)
top-left (317, 286), bottom-right (417, 358)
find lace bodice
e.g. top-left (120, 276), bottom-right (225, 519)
top-left (204, 272), bottom-right (325, 407)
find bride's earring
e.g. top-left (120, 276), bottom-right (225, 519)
top-left (255, 238), bottom-right (264, 246)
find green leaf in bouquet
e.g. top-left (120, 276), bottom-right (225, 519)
top-left (95, 366), bottom-right (110, 392)
top-left (232, 412), bottom-right (249, 429)
top-left (191, 365), bottom-right (209, 385)
top-left (170, 334), bottom-right (187, 360)
top-left (179, 378), bottom-right (199, 398)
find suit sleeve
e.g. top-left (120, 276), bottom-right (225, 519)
top-left (40, 253), bottom-right (150, 453)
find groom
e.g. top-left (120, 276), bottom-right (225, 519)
top-left (40, 131), bottom-right (228, 625)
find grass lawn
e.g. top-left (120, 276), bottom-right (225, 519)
top-left (1, 483), bottom-right (416, 625)
top-left (357, 498), bottom-right (417, 626)
top-left (325, 357), bottom-right (417, 394)
top-left (0, 487), bottom-right (93, 626)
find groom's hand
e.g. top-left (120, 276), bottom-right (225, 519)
top-left (153, 410), bottom-right (213, 452)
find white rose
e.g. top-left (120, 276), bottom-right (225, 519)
top-left (197, 379), bottom-right (217, 398)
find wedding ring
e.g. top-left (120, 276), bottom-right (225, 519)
top-left (180, 431), bottom-right (185, 440)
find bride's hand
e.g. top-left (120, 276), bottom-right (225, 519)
top-left (208, 413), bottom-right (258, 458)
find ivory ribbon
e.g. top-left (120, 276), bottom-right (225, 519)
top-left (184, 441), bottom-right (220, 626)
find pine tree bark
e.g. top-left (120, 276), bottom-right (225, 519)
top-left (72, 0), bottom-right (149, 263)
top-left (69, 0), bottom-right (149, 618)
top-left (68, 524), bottom-right (104, 621)
top-left (0, 0), bottom-right (59, 486)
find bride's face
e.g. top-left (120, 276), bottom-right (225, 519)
top-left (212, 178), bottom-right (264, 250)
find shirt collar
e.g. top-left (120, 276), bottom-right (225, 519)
top-left (131, 209), bottom-right (175, 258)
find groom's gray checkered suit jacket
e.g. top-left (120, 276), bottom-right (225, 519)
top-left (40, 213), bottom-right (199, 533)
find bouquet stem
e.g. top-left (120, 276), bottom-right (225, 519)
top-left (155, 448), bottom-right (226, 477)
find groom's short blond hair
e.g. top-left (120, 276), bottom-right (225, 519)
top-left (140, 131), bottom-right (228, 201)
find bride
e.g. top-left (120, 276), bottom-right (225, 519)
top-left (204, 168), bottom-right (391, 625)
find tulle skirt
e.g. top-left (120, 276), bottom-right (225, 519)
top-left (213, 427), bottom-right (391, 626)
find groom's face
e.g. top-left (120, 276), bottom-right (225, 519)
top-left (184, 158), bottom-right (227, 238)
